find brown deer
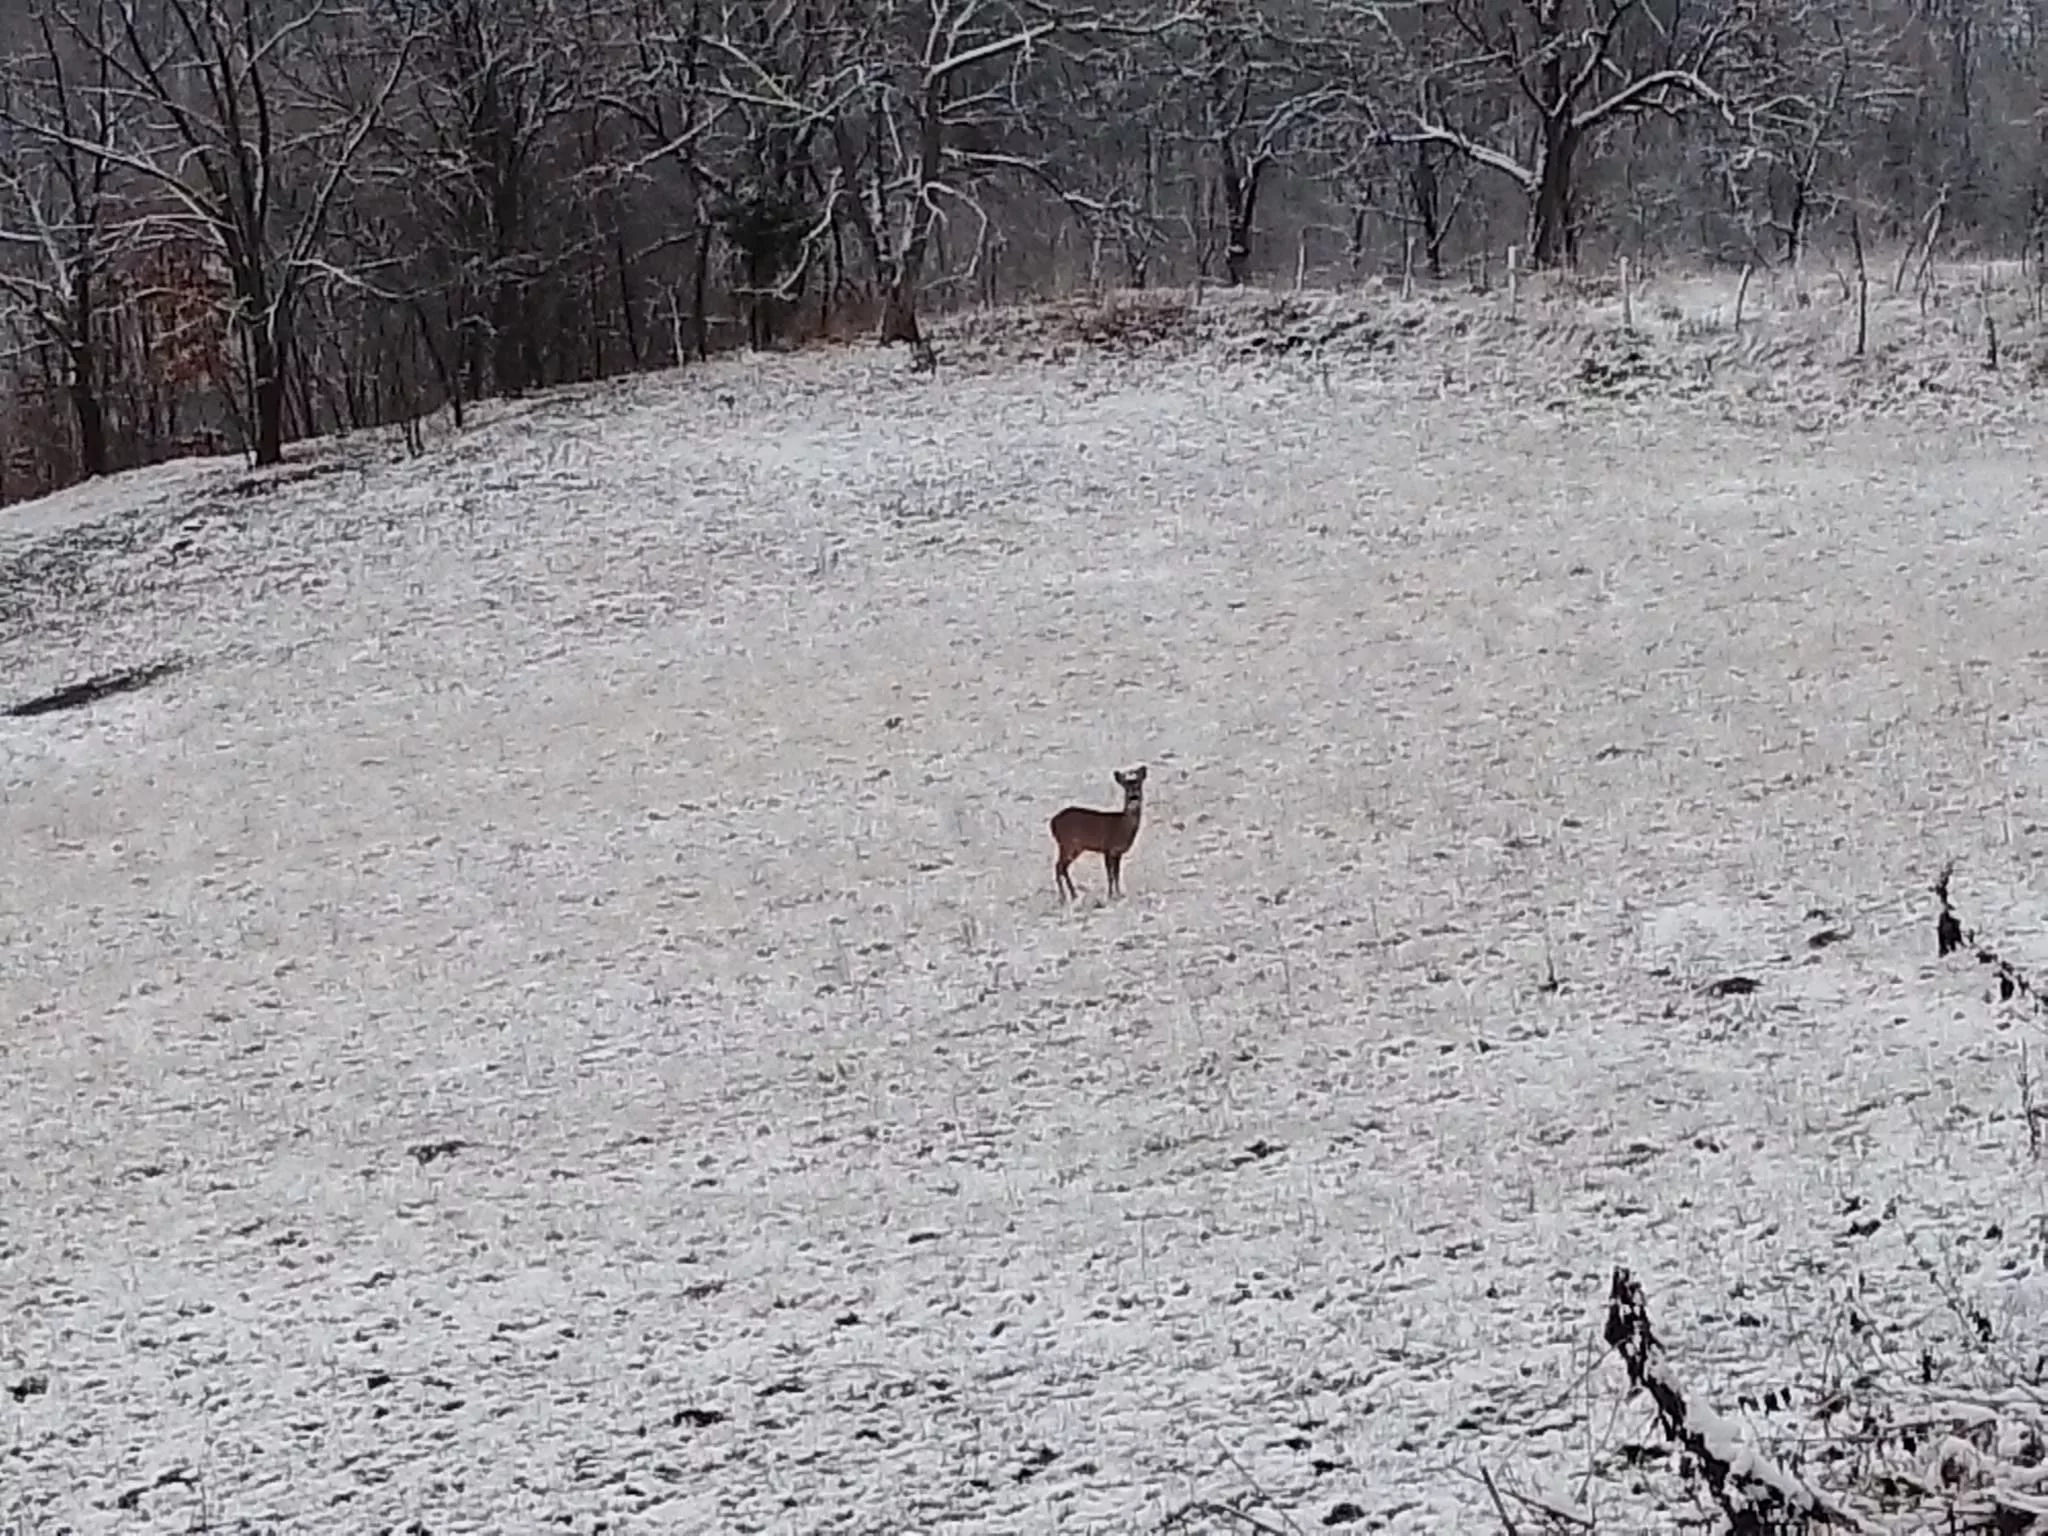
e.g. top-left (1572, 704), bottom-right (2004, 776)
top-left (1050, 765), bottom-right (1147, 902)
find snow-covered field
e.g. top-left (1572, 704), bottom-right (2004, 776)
top-left (6, 279), bottom-right (2048, 1533)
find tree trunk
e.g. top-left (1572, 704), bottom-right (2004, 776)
top-left (690, 228), bottom-right (710, 361)
top-left (1223, 214), bottom-right (1252, 284)
top-left (290, 358), bottom-right (317, 440)
top-left (879, 86), bottom-right (947, 341)
top-left (880, 271), bottom-right (922, 345)
top-left (68, 352), bottom-right (107, 480)
top-left (614, 232), bottom-right (641, 367)
top-left (878, 190), bottom-right (941, 346)
top-left (1530, 123), bottom-right (1582, 268)
top-left (828, 216), bottom-right (849, 323)
top-left (1783, 175), bottom-right (1809, 267)
top-left (410, 298), bottom-right (459, 426)
top-left (250, 318), bottom-right (286, 467)
top-left (66, 264), bottom-right (108, 477)
top-left (491, 275), bottom-right (528, 396)
top-left (1947, 14), bottom-right (1976, 228)
top-left (1220, 153), bottom-right (1264, 286)
top-left (1411, 144), bottom-right (1446, 279)
top-left (745, 249), bottom-right (776, 350)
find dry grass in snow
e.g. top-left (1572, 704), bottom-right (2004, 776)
top-left (5, 273), bottom-right (2048, 1533)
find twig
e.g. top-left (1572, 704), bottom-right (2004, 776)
top-left (1159, 1499), bottom-right (1294, 1535)
top-left (1479, 1465), bottom-right (1523, 1535)
top-left (1212, 1439), bottom-right (1308, 1536)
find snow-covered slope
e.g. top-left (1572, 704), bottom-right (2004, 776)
top-left (5, 285), bottom-right (2048, 1532)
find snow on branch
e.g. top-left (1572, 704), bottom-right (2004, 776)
top-left (1575, 68), bottom-right (1736, 134)
top-left (1605, 1268), bottom-right (1863, 1531)
top-left (1383, 122), bottom-right (1536, 193)
top-left (926, 20), bottom-right (1059, 86)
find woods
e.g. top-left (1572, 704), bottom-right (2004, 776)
top-left (2, 0), bottom-right (2044, 497)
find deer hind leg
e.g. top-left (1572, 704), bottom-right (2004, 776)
top-left (1056, 851), bottom-right (1077, 902)
top-left (1104, 851), bottom-right (1123, 897)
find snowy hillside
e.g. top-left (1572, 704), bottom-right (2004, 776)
top-left (6, 279), bottom-right (2048, 1533)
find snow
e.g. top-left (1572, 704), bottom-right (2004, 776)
top-left (5, 277), bottom-right (2048, 1532)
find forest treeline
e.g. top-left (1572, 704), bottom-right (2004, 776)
top-left (0, 0), bottom-right (2041, 499)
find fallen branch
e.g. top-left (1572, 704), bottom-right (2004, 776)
top-left (6, 657), bottom-right (187, 717)
top-left (1604, 1267), bottom-right (1860, 1531)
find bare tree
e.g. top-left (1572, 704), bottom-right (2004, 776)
top-left (1018, 34), bottom-right (1176, 287)
top-left (1311, 0), bottom-right (1474, 279)
top-left (596, 0), bottom-right (730, 360)
top-left (0, 6), bottom-right (129, 477)
top-left (373, 0), bottom-right (583, 399)
top-left (1172, 0), bottom-right (1332, 284)
top-left (809, 0), bottom-right (1064, 343)
top-left (28, 0), bottom-right (413, 466)
top-left (704, 0), bottom-right (847, 348)
top-left (1387, 0), bottom-right (1748, 267)
top-left (1720, 6), bottom-right (1914, 269)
